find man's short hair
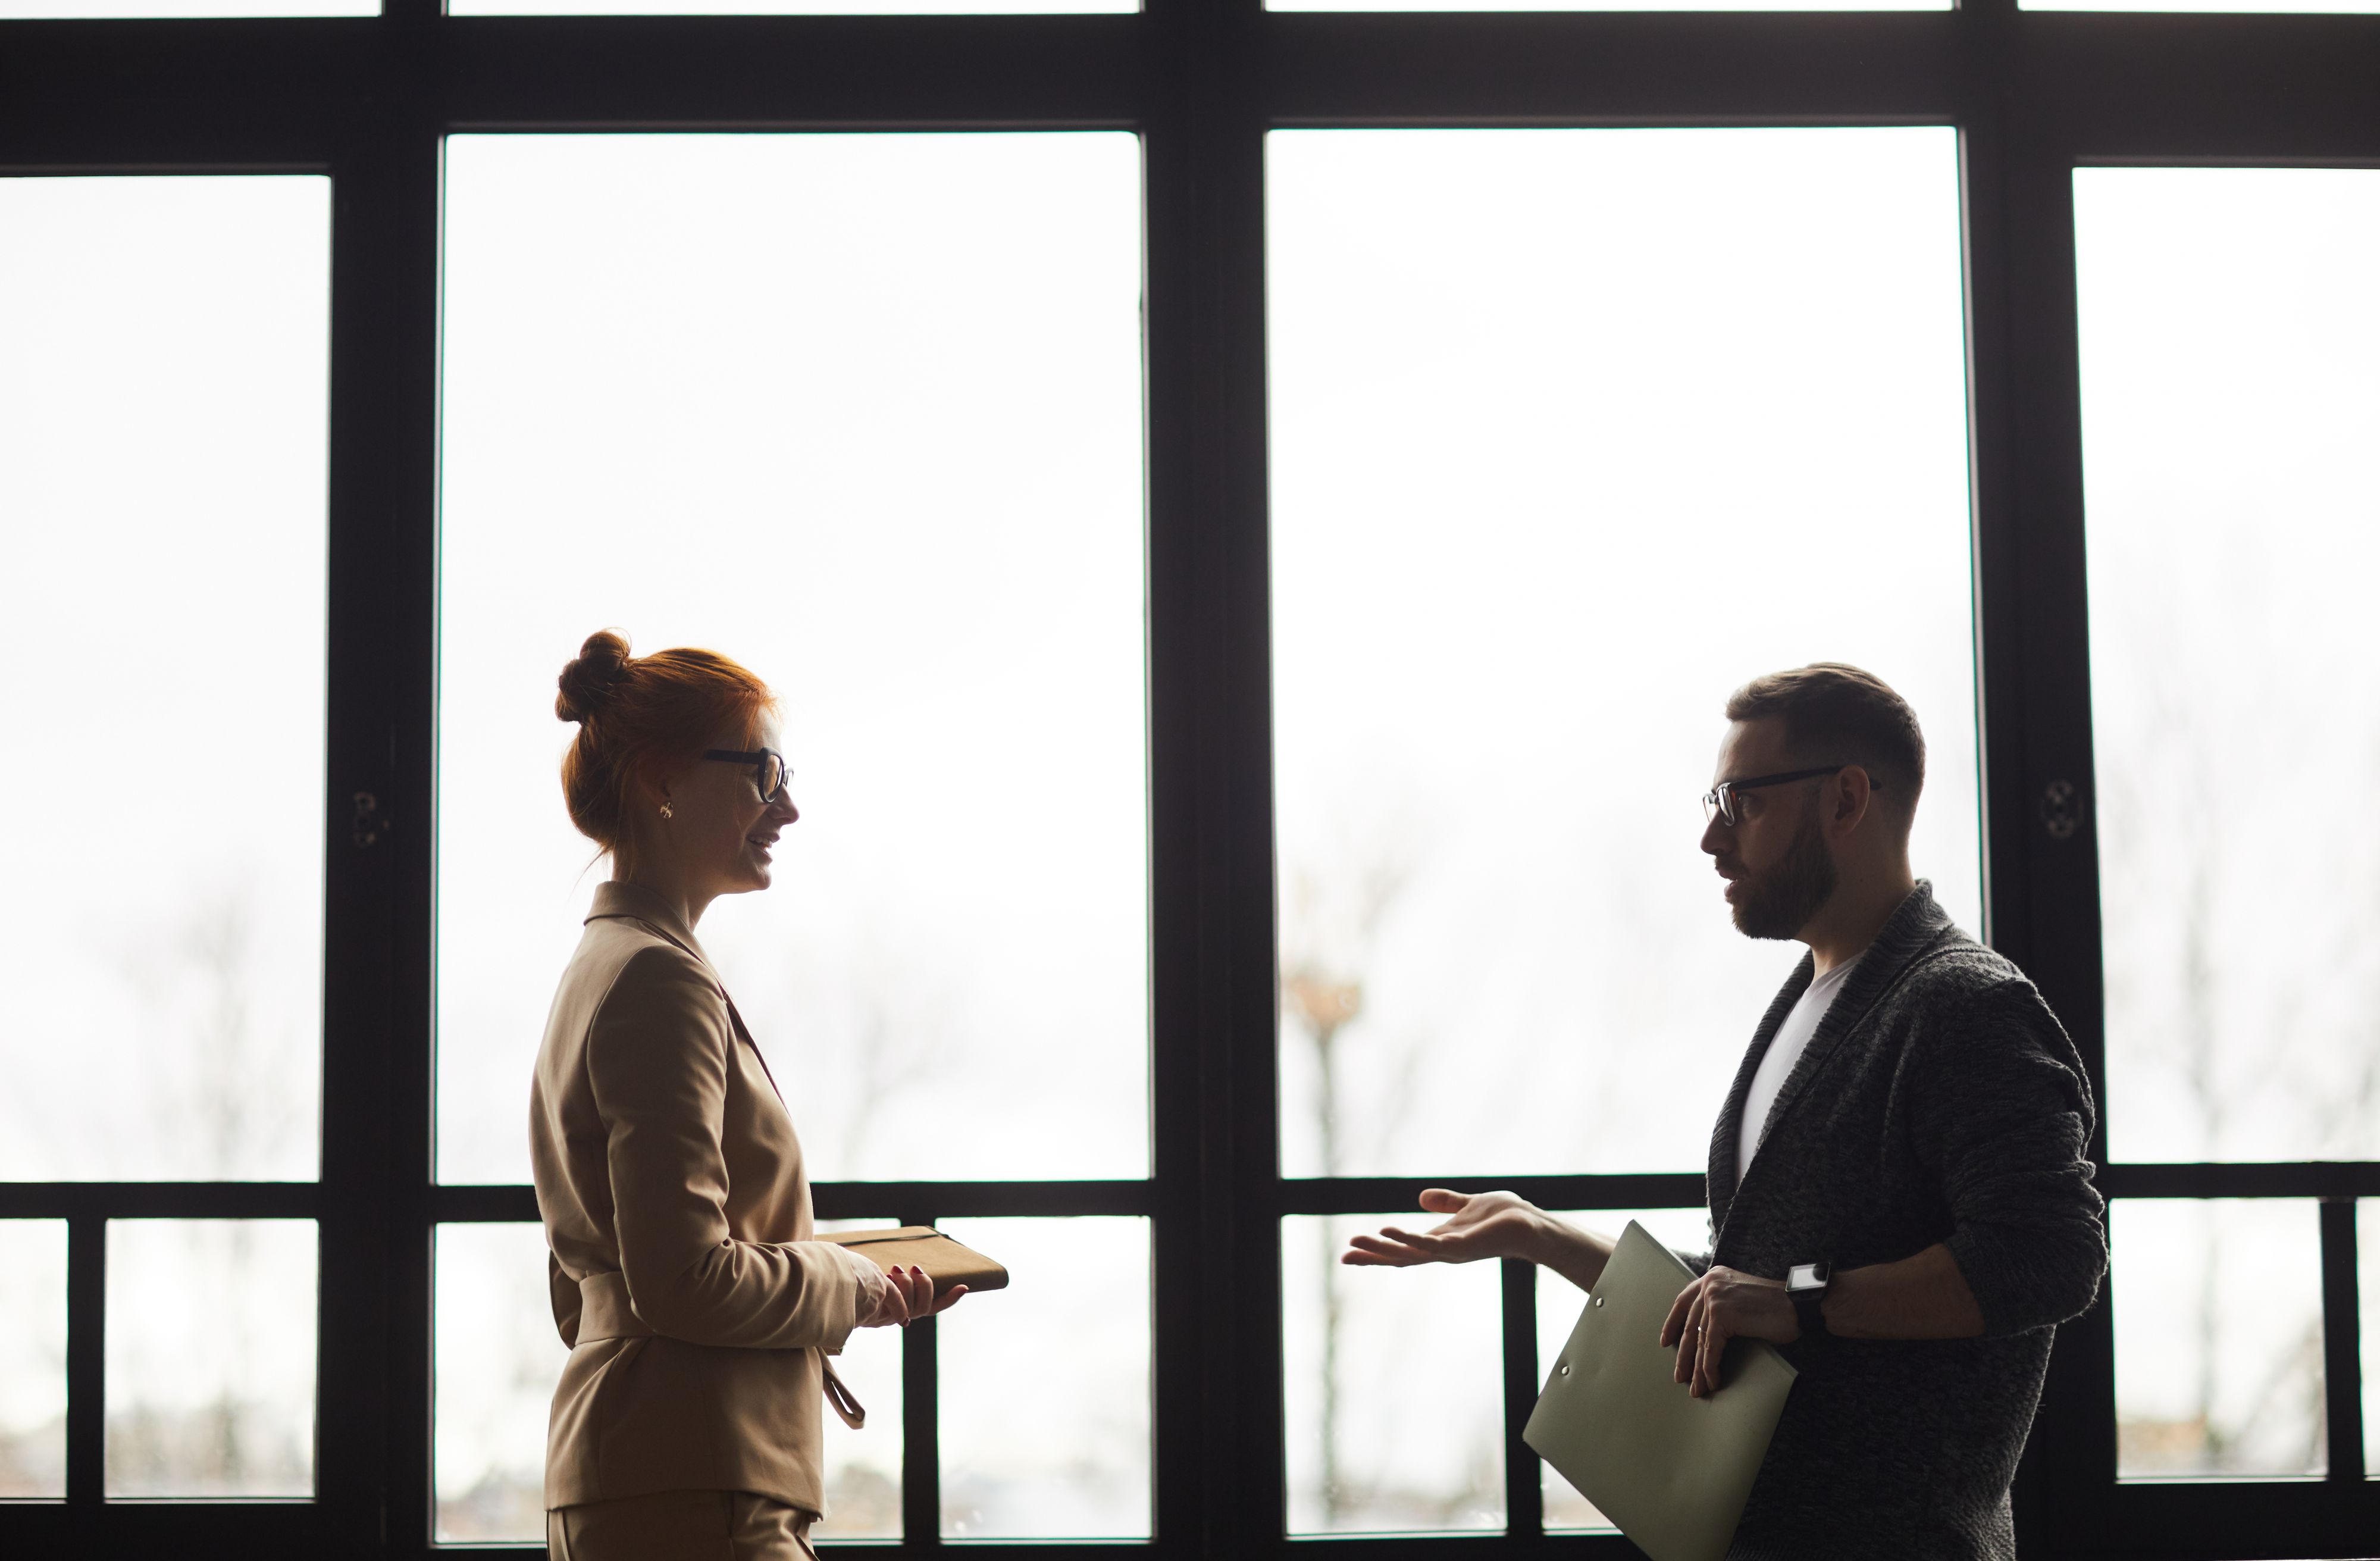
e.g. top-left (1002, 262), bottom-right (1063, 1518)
top-left (1724, 663), bottom-right (1927, 817)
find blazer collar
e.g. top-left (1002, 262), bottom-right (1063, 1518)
top-left (584, 880), bottom-right (712, 968)
top-left (1706, 880), bottom-right (1961, 1236)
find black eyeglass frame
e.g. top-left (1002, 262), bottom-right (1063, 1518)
top-left (1701, 764), bottom-right (1883, 827)
top-left (704, 746), bottom-right (790, 803)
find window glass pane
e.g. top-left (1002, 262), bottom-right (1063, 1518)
top-left (1533, 1208), bottom-right (1708, 1530)
top-left (434, 1224), bottom-right (564, 1543)
top-left (453, 0), bottom-right (1123, 12)
top-left (106, 1219), bottom-right (317, 1497)
top-left (934, 1216), bottom-right (1150, 1538)
top-left (2113, 1199), bottom-right (2325, 1478)
top-left (2077, 168), bottom-right (2380, 1164)
top-left (2365, 1202), bottom-right (2379, 1479)
top-left (436, 134), bottom-right (1147, 1186)
top-left (813, 1221), bottom-right (903, 1541)
top-left (0, 0), bottom-right (369, 13)
top-left (1271, 129), bottom-right (1978, 1180)
top-left (2027, 0), bottom-right (2375, 11)
top-left (1276, 0), bottom-right (1941, 8)
top-left (0, 1221), bottom-right (68, 1500)
top-left (0, 176), bottom-right (327, 1184)
top-left (432, 1221), bottom-right (903, 1540)
top-left (1284, 1215), bottom-right (1502, 1534)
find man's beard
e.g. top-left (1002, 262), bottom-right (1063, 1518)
top-left (1730, 796), bottom-right (1839, 941)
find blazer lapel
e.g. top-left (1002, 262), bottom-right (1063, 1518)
top-left (1709, 955), bottom-right (1814, 1238)
top-left (1740, 883), bottom-right (1959, 1174)
top-left (583, 880), bottom-right (783, 1098)
top-left (723, 995), bottom-right (788, 1106)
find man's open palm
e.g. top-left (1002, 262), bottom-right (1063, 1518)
top-left (1343, 1188), bottom-right (1540, 1267)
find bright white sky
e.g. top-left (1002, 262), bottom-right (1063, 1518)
top-left (436, 133), bottom-right (1148, 1191)
top-left (2078, 167), bottom-right (2380, 1169)
top-left (1270, 127), bottom-right (1981, 1185)
top-left (0, 176), bottom-right (328, 1188)
top-left (2, 147), bottom-right (2375, 1516)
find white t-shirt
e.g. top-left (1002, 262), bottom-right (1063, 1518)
top-left (1736, 954), bottom-right (1864, 1188)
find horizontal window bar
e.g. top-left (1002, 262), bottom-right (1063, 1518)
top-left (1292, 1168), bottom-right (2380, 1219)
top-left (0, 1183), bottom-right (321, 1219)
top-left (430, 1180), bottom-right (1157, 1222)
top-left (2096, 1473), bottom-right (2380, 1549)
top-left (1274, 1537), bottom-right (1651, 1556)
top-left (816, 1180), bottom-right (1158, 1219)
top-left (2100, 1162), bottom-right (2380, 1199)
top-left (19, 1170), bottom-right (2366, 1222)
top-left (4, 16), bottom-right (2377, 153)
top-left (432, 1547), bottom-right (1179, 1560)
top-left (0, 1502), bottom-right (320, 1538)
top-left (1280, 1175), bottom-right (1708, 1216)
top-left (0, 18), bottom-right (1149, 145)
top-left (429, 1184), bottom-right (539, 1221)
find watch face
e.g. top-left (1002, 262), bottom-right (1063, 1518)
top-left (1787, 1263), bottom-right (1825, 1291)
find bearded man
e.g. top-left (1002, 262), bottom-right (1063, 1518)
top-left (1346, 664), bottom-right (2106, 1561)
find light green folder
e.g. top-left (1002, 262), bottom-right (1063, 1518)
top-left (1524, 1221), bottom-right (1797, 1561)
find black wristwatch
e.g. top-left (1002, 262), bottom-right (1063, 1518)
top-left (1786, 1260), bottom-right (1832, 1340)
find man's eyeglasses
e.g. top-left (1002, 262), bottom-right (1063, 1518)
top-left (1701, 765), bottom-right (1881, 827)
top-left (704, 747), bottom-right (790, 805)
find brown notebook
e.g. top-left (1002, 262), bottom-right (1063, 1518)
top-left (821, 1226), bottom-right (1009, 1296)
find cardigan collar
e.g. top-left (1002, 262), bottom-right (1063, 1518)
top-left (584, 880), bottom-right (713, 968)
top-left (1706, 880), bottom-right (1964, 1233)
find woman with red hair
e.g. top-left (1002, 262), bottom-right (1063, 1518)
top-left (530, 630), bottom-right (963, 1560)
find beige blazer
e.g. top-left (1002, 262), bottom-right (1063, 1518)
top-left (530, 880), bottom-right (876, 1515)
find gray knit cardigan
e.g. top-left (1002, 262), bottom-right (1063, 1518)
top-left (1696, 883), bottom-right (2106, 1560)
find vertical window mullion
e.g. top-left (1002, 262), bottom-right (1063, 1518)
top-left (903, 1309), bottom-right (942, 1549)
top-left (2319, 1199), bottom-right (2365, 1480)
top-left (322, 117), bottom-right (447, 1557)
top-left (64, 1210), bottom-right (104, 1520)
top-left (1499, 1257), bottom-right (1543, 1540)
top-left (1148, 40), bottom-right (1283, 1553)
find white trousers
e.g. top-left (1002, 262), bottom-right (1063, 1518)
top-left (546, 1489), bottom-right (819, 1560)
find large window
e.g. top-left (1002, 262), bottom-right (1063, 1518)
top-left (433, 131), bottom-right (1151, 1541)
top-left (2077, 166), bottom-right (2380, 1491)
top-left (1269, 124), bottom-right (1980, 1537)
top-left (5, 1), bottom-right (2378, 1558)
top-left (0, 174), bottom-right (332, 1536)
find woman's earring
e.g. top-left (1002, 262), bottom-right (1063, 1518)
top-left (659, 801), bottom-right (674, 820)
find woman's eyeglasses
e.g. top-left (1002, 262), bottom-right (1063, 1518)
top-left (1701, 764), bottom-right (1880, 827)
top-left (704, 747), bottom-right (790, 804)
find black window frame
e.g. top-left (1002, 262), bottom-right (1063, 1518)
top-left (3, 0), bottom-right (2376, 1555)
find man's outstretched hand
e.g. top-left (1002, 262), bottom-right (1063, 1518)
top-left (1342, 1188), bottom-right (1545, 1268)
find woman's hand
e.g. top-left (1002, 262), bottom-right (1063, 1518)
top-left (859, 1263), bottom-right (967, 1328)
top-left (1342, 1188), bottom-right (1548, 1268)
